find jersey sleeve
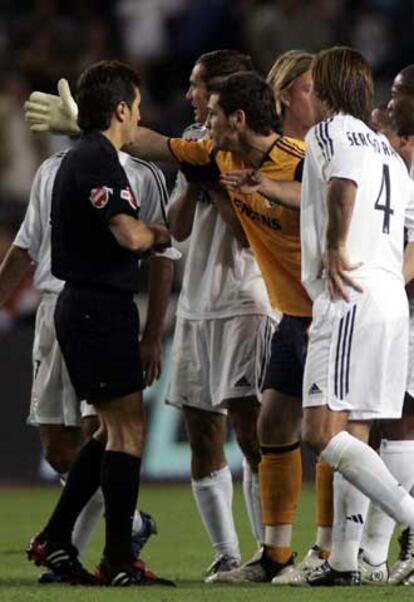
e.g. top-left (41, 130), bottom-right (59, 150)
top-left (135, 164), bottom-right (169, 226)
top-left (79, 165), bottom-right (139, 223)
top-left (315, 121), bottom-right (366, 186)
top-left (169, 170), bottom-right (188, 206)
top-left (168, 137), bottom-right (213, 164)
top-left (264, 137), bottom-right (305, 182)
top-left (313, 119), bottom-right (366, 186)
top-left (121, 157), bottom-right (180, 262)
top-left (168, 137), bottom-right (220, 183)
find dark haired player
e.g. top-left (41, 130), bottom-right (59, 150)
top-left (26, 60), bottom-right (173, 587)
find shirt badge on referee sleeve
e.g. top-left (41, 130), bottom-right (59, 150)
top-left (89, 186), bottom-right (113, 209)
top-left (121, 187), bottom-right (138, 210)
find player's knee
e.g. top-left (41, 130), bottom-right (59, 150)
top-left (187, 425), bottom-right (227, 474)
top-left (234, 430), bottom-right (261, 471)
top-left (188, 431), bottom-right (218, 460)
top-left (257, 412), bottom-right (271, 443)
top-left (257, 412), bottom-right (295, 445)
top-left (301, 424), bottom-right (325, 455)
top-left (184, 409), bottom-right (226, 460)
top-left (43, 442), bottom-right (78, 474)
top-left (102, 398), bottom-right (145, 453)
top-left (107, 418), bottom-right (145, 457)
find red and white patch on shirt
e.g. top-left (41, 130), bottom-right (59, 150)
top-left (89, 186), bottom-right (113, 209)
top-left (120, 187), bottom-right (138, 210)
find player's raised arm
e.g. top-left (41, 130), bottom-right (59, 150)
top-left (24, 79), bottom-right (80, 135)
top-left (220, 169), bottom-right (301, 209)
top-left (125, 127), bottom-right (175, 162)
top-left (126, 128), bottom-right (214, 167)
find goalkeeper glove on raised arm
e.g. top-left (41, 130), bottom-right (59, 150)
top-left (24, 78), bottom-right (80, 135)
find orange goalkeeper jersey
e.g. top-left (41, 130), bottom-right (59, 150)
top-left (168, 135), bottom-right (312, 317)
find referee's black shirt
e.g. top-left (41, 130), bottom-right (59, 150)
top-left (51, 132), bottom-right (142, 292)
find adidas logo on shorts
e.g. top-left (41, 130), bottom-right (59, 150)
top-left (235, 376), bottom-right (251, 387)
top-left (308, 383), bottom-right (321, 395)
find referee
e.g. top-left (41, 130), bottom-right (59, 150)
top-left (27, 60), bottom-right (173, 586)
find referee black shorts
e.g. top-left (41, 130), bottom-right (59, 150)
top-left (55, 284), bottom-right (144, 403)
top-left (262, 314), bottom-right (311, 399)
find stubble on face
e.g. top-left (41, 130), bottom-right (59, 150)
top-left (187, 63), bottom-right (209, 124)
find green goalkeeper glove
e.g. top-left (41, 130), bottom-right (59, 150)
top-left (24, 78), bottom-right (80, 135)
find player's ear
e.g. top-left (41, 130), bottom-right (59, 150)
top-left (114, 101), bottom-right (128, 123)
top-left (280, 89), bottom-right (291, 109)
top-left (230, 109), bottom-right (245, 130)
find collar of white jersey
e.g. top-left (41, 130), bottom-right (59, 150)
top-left (118, 150), bottom-right (129, 166)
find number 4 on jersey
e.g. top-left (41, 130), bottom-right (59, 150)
top-left (374, 164), bottom-right (393, 234)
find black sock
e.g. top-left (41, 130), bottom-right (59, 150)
top-left (101, 451), bottom-right (141, 565)
top-left (44, 438), bottom-right (104, 544)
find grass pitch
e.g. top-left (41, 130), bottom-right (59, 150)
top-left (0, 482), bottom-right (410, 601)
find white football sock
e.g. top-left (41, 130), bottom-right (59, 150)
top-left (72, 488), bottom-right (104, 556)
top-left (329, 472), bottom-right (369, 571)
top-left (362, 439), bottom-right (414, 565)
top-left (242, 458), bottom-right (264, 545)
top-left (192, 465), bottom-right (240, 560)
top-left (320, 431), bottom-right (414, 529)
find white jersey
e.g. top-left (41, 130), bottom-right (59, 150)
top-left (14, 149), bottom-right (174, 294)
top-left (173, 124), bottom-right (273, 320)
top-left (301, 113), bottom-right (414, 301)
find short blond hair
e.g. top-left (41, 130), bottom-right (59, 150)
top-left (267, 50), bottom-right (313, 120)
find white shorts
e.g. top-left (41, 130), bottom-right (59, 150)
top-left (167, 314), bottom-right (277, 414)
top-left (303, 283), bottom-right (408, 421)
top-left (406, 298), bottom-right (414, 398)
top-left (27, 294), bottom-right (97, 427)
